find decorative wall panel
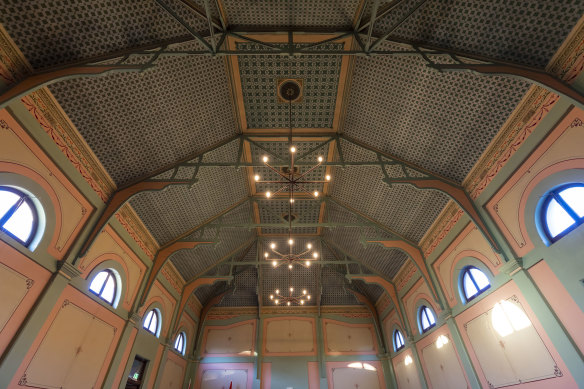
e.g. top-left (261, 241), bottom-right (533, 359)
top-left (202, 320), bottom-right (256, 357)
top-left (0, 241), bottom-right (51, 356)
top-left (263, 317), bottom-right (316, 356)
top-left (327, 361), bottom-right (385, 389)
top-left (323, 319), bottom-right (377, 355)
top-left (487, 109), bottom-right (584, 257)
top-left (158, 353), bottom-right (186, 389)
top-left (420, 333), bottom-right (467, 389)
top-left (393, 354), bottom-right (423, 389)
top-left (194, 363), bottom-right (254, 389)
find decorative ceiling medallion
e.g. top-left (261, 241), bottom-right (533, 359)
top-left (277, 78), bottom-right (303, 103)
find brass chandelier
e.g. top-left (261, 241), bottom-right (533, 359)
top-left (269, 286), bottom-right (312, 306)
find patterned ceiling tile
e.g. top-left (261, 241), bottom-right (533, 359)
top-left (0, 0), bottom-right (208, 69)
top-left (342, 52), bottom-right (530, 183)
top-left (330, 165), bottom-right (449, 242)
top-left (372, 0), bottom-right (584, 68)
top-left (353, 279), bottom-right (385, 303)
top-left (218, 267), bottom-right (259, 307)
top-left (258, 198), bottom-right (321, 235)
top-left (237, 43), bottom-right (343, 128)
top-left (50, 54), bottom-right (237, 186)
top-left (195, 280), bottom-right (228, 306)
top-left (222, 0), bottom-right (359, 29)
top-left (170, 228), bottom-right (255, 280)
top-left (320, 267), bottom-right (360, 306)
top-left (323, 227), bottom-right (409, 280)
top-left (130, 167), bottom-right (248, 244)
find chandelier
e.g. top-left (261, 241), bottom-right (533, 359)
top-left (270, 286), bottom-right (311, 306)
top-left (254, 80), bottom-right (329, 270)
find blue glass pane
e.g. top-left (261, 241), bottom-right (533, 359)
top-left (101, 275), bottom-right (115, 303)
top-left (464, 272), bottom-right (478, 298)
top-left (0, 190), bottom-right (19, 219)
top-left (3, 202), bottom-right (34, 242)
top-left (470, 268), bottom-right (490, 290)
top-left (89, 271), bottom-right (108, 294)
top-left (425, 308), bottom-right (436, 325)
top-left (546, 198), bottom-right (575, 237)
top-left (559, 186), bottom-right (584, 218)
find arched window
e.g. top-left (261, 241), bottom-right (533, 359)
top-left (0, 186), bottom-right (38, 247)
top-left (542, 184), bottom-right (584, 241)
top-left (461, 266), bottom-right (490, 302)
top-left (89, 269), bottom-right (117, 305)
top-left (419, 306), bottom-right (436, 333)
top-left (143, 309), bottom-right (160, 337)
top-left (393, 329), bottom-right (405, 352)
top-left (174, 332), bottom-right (186, 355)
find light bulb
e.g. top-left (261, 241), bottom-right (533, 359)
top-left (263, 156), bottom-right (268, 163)
top-left (264, 252), bottom-right (269, 258)
top-left (275, 299), bottom-right (279, 304)
top-left (288, 239), bottom-right (293, 245)
top-left (313, 191), bottom-right (319, 197)
top-left (313, 252), bottom-right (318, 258)
top-left (318, 156), bottom-right (323, 162)
top-left (290, 198), bottom-right (294, 203)
top-left (254, 174), bottom-right (260, 181)
top-left (306, 261), bottom-right (310, 267)
top-left (270, 295), bottom-right (274, 299)
top-left (287, 301), bottom-right (291, 306)
top-left (266, 191), bottom-right (271, 198)
top-left (290, 287), bottom-right (294, 292)
top-left (290, 146), bottom-right (296, 153)
top-left (270, 243), bottom-right (276, 249)
top-left (275, 289), bottom-right (280, 294)
top-left (272, 261), bottom-right (277, 267)
top-left (300, 300), bottom-right (304, 305)
top-left (303, 290), bottom-right (307, 295)
top-left (288, 264), bottom-right (293, 269)
top-left (325, 175), bottom-right (331, 181)
top-left (307, 243), bottom-right (312, 249)
top-left (307, 295), bottom-right (311, 300)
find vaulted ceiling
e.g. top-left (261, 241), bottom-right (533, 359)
top-left (2, 0), bottom-right (583, 308)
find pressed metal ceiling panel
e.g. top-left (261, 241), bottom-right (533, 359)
top-left (258, 199), bottom-right (321, 235)
top-left (218, 267), bottom-right (259, 307)
top-left (330, 166), bottom-right (449, 242)
top-left (170, 228), bottom-right (255, 280)
top-left (222, 0), bottom-right (359, 29)
top-left (353, 280), bottom-right (385, 303)
top-left (323, 227), bottom-right (409, 281)
top-left (130, 168), bottom-right (249, 244)
top-left (373, 0), bottom-right (584, 68)
top-left (50, 54), bottom-right (236, 185)
top-left (0, 0), bottom-right (208, 69)
top-left (343, 50), bottom-right (529, 183)
top-left (238, 44), bottom-right (343, 129)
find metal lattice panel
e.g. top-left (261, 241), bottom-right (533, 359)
top-left (130, 168), bottom-right (248, 244)
top-left (50, 53), bottom-right (236, 186)
top-left (0, 0), bottom-right (208, 70)
top-left (320, 267), bottom-right (360, 306)
top-left (323, 228), bottom-right (409, 280)
top-left (373, 0), bottom-right (584, 68)
top-left (218, 267), bottom-right (258, 307)
top-left (258, 199), bottom-right (321, 235)
top-left (195, 280), bottom-right (228, 306)
top-left (237, 43), bottom-right (343, 129)
top-left (342, 50), bottom-right (530, 183)
top-left (222, 0), bottom-right (358, 29)
top-left (170, 228), bottom-right (255, 280)
top-left (352, 279), bottom-right (385, 303)
top-left (330, 166), bottom-right (449, 242)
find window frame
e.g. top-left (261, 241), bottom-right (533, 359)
top-left (89, 269), bottom-right (118, 306)
top-left (461, 266), bottom-right (491, 303)
top-left (0, 186), bottom-right (39, 247)
top-left (174, 332), bottom-right (187, 355)
top-left (418, 305), bottom-right (436, 333)
top-left (143, 309), bottom-right (161, 337)
top-left (541, 183), bottom-right (584, 242)
top-left (393, 329), bottom-right (405, 352)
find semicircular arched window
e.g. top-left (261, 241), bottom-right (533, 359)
top-left (542, 184), bottom-right (584, 242)
top-left (89, 269), bottom-right (118, 306)
top-left (461, 266), bottom-right (490, 302)
top-left (419, 306), bottom-right (436, 333)
top-left (393, 329), bottom-right (405, 352)
top-left (143, 309), bottom-right (161, 337)
top-left (174, 332), bottom-right (186, 355)
top-left (0, 186), bottom-right (38, 247)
